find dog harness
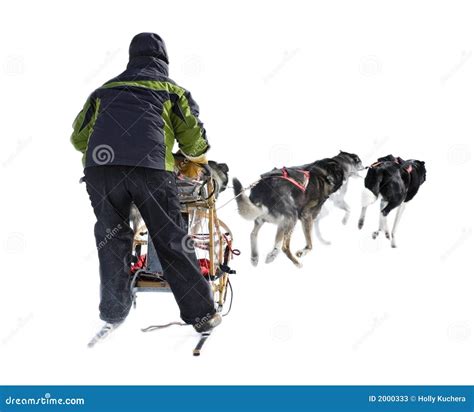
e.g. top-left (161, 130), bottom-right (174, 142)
top-left (370, 157), bottom-right (403, 168)
top-left (280, 167), bottom-right (310, 192)
top-left (261, 167), bottom-right (310, 192)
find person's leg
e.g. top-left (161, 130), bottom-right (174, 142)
top-left (84, 166), bottom-right (134, 323)
top-left (130, 168), bottom-right (215, 325)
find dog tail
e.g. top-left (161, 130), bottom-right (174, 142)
top-left (233, 178), bottom-right (265, 220)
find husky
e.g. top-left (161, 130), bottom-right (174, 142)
top-left (130, 158), bottom-right (229, 240)
top-left (358, 154), bottom-right (427, 248)
top-left (233, 151), bottom-right (363, 267)
top-left (207, 160), bottom-right (230, 195)
top-left (313, 153), bottom-right (366, 245)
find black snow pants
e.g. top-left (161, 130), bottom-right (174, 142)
top-left (83, 165), bottom-right (215, 324)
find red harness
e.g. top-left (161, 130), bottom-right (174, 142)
top-left (279, 167), bottom-right (310, 192)
top-left (370, 157), bottom-right (403, 169)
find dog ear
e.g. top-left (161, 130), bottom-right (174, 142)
top-left (219, 163), bottom-right (229, 173)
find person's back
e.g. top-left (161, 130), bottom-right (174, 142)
top-left (71, 33), bottom-right (220, 346)
top-left (72, 32), bottom-right (209, 171)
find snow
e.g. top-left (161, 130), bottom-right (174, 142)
top-left (0, 0), bottom-right (473, 385)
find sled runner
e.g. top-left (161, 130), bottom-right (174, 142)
top-left (130, 166), bottom-right (239, 356)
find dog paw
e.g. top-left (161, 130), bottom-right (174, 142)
top-left (320, 239), bottom-right (332, 246)
top-left (265, 250), bottom-right (278, 264)
top-left (296, 248), bottom-right (310, 258)
top-left (358, 220), bottom-right (364, 230)
top-left (294, 260), bottom-right (303, 268)
top-left (372, 231), bottom-right (379, 239)
top-left (250, 256), bottom-right (259, 267)
top-left (385, 232), bottom-right (391, 239)
top-left (342, 215), bottom-right (349, 225)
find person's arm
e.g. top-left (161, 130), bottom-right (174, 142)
top-left (171, 90), bottom-right (210, 163)
top-left (70, 95), bottom-right (98, 154)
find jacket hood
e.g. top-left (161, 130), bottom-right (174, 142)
top-left (129, 32), bottom-right (169, 64)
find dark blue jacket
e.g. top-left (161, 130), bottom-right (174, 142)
top-left (71, 33), bottom-right (209, 171)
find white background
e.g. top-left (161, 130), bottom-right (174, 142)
top-left (0, 0), bottom-right (472, 385)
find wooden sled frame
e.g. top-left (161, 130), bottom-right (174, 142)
top-left (130, 171), bottom-right (237, 355)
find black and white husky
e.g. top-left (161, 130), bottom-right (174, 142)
top-left (358, 155), bottom-right (427, 248)
top-left (233, 151), bottom-right (364, 267)
top-left (313, 154), bottom-right (366, 245)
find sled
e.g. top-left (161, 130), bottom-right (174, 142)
top-left (130, 166), bottom-right (238, 356)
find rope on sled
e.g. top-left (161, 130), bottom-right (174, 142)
top-left (141, 322), bottom-right (188, 332)
top-left (215, 180), bottom-right (260, 211)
